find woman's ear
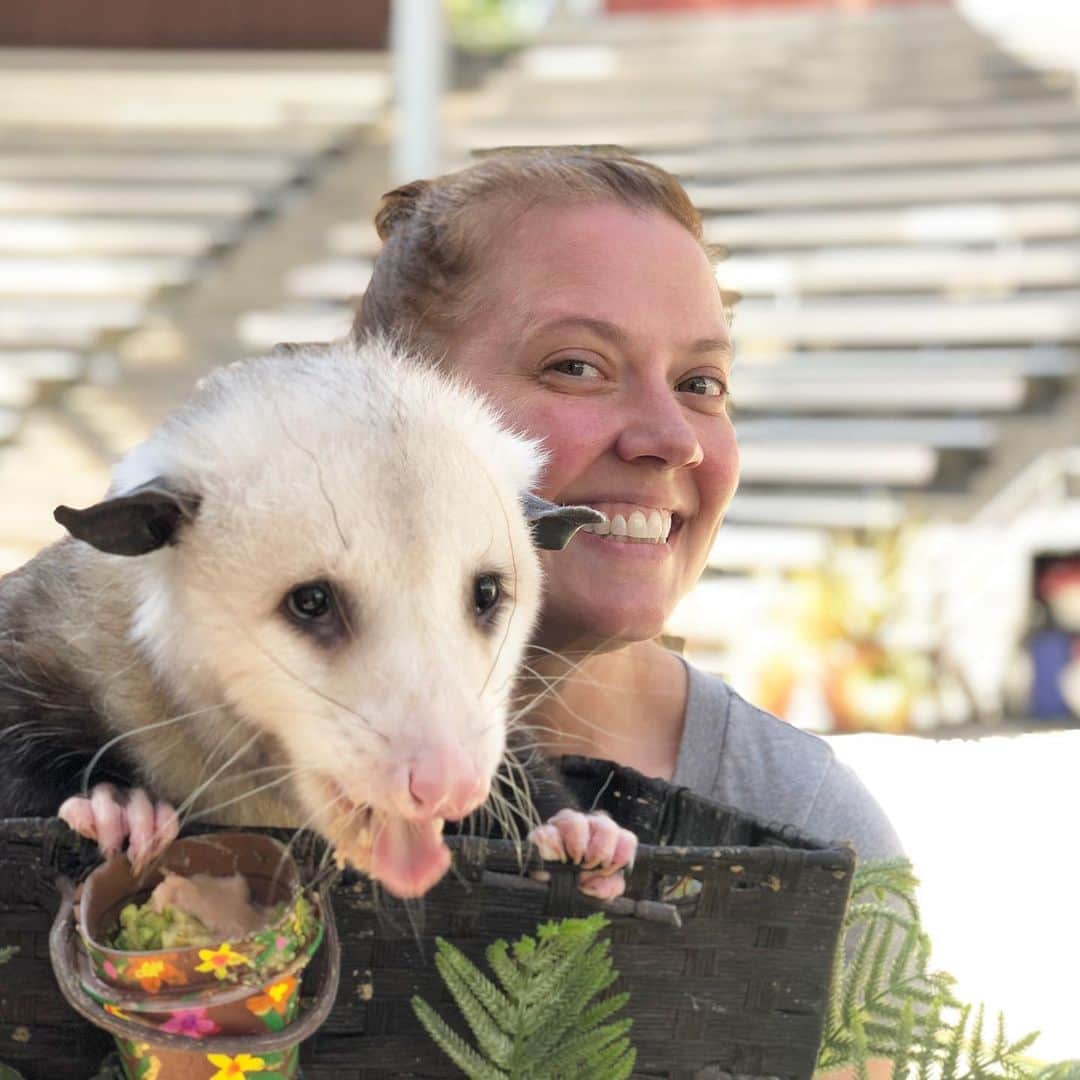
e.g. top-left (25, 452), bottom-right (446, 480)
top-left (54, 478), bottom-right (201, 556)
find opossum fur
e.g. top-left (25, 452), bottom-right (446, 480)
top-left (0, 338), bottom-right (588, 889)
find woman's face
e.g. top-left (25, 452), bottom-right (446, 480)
top-left (448, 201), bottom-right (739, 652)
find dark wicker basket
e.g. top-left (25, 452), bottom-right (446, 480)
top-left (0, 758), bottom-right (854, 1079)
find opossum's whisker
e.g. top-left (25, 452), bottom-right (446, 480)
top-left (218, 604), bottom-right (389, 744)
top-left (182, 771), bottom-right (300, 823)
top-left (81, 701), bottom-right (228, 795)
top-left (272, 398), bottom-right (350, 554)
top-left (176, 729), bottom-right (262, 821)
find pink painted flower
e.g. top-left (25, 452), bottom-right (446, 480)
top-left (161, 1007), bottom-right (220, 1039)
top-left (103, 959), bottom-right (118, 979)
top-left (275, 935), bottom-right (288, 951)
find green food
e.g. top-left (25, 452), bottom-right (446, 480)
top-left (109, 899), bottom-right (216, 951)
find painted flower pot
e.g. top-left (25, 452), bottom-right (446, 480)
top-left (50, 832), bottom-right (339, 1080)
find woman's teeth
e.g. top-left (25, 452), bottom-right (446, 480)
top-left (581, 508), bottom-right (672, 543)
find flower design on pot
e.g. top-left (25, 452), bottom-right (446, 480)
top-left (206, 1052), bottom-right (266, 1079)
top-left (245, 975), bottom-right (297, 1030)
top-left (103, 1002), bottom-right (130, 1020)
top-left (160, 1005), bottom-right (220, 1039)
top-left (127, 957), bottom-right (187, 993)
top-left (196, 942), bottom-right (252, 980)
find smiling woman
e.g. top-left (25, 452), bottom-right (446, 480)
top-left (352, 146), bottom-right (902, 864)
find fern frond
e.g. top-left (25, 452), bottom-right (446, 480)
top-left (411, 995), bottom-right (509, 1080)
top-left (413, 914), bottom-right (634, 1080)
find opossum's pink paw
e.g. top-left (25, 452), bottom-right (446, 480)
top-left (57, 785), bottom-right (178, 873)
top-left (577, 868), bottom-right (629, 901)
top-left (529, 809), bottom-right (638, 897)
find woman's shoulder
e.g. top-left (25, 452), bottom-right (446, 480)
top-left (673, 661), bottom-right (904, 861)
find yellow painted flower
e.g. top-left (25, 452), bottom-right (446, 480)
top-left (143, 1056), bottom-right (162, 1080)
top-left (195, 942), bottom-right (251, 980)
top-left (103, 1002), bottom-right (130, 1020)
top-left (245, 975), bottom-right (297, 1017)
top-left (127, 957), bottom-right (187, 993)
top-left (206, 1052), bottom-right (266, 1079)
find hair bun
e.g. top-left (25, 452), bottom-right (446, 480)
top-left (374, 180), bottom-right (432, 241)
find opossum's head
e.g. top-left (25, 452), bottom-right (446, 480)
top-left (54, 338), bottom-right (598, 898)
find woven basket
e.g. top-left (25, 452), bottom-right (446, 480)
top-left (0, 758), bottom-right (853, 1079)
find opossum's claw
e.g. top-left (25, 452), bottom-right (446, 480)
top-left (58, 784), bottom-right (179, 874)
top-left (528, 809), bottom-right (638, 899)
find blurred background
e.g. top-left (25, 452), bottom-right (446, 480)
top-left (0, 0), bottom-right (1077, 1063)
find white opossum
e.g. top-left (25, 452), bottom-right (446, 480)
top-left (0, 338), bottom-right (636, 899)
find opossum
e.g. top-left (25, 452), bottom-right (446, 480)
top-left (0, 338), bottom-right (636, 899)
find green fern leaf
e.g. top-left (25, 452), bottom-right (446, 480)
top-left (412, 995), bottom-right (509, 1080)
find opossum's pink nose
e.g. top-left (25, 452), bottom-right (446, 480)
top-left (404, 748), bottom-right (489, 821)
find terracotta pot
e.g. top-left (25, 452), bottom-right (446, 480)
top-left (50, 832), bottom-right (339, 1080)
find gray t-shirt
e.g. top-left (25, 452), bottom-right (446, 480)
top-left (672, 661), bottom-right (904, 862)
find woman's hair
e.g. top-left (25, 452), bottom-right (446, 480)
top-left (353, 146), bottom-right (716, 358)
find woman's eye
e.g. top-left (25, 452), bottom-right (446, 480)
top-left (548, 357), bottom-right (602, 379)
top-left (286, 582), bottom-right (334, 620)
top-left (677, 374), bottom-right (726, 397)
top-left (473, 573), bottom-right (501, 621)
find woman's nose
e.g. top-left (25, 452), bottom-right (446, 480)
top-left (615, 388), bottom-right (704, 469)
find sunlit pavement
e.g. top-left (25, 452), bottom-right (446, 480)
top-left (827, 728), bottom-right (1080, 1063)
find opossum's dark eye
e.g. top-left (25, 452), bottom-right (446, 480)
top-left (286, 582), bottom-right (333, 621)
top-left (473, 574), bottom-right (501, 621)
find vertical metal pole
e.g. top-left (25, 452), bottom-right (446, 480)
top-left (391, 0), bottom-right (446, 185)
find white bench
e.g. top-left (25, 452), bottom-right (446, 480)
top-left (716, 244), bottom-right (1080, 297)
top-left (686, 161), bottom-right (1080, 213)
top-left (0, 349), bottom-right (86, 391)
top-left (732, 291), bottom-right (1080, 347)
top-left (704, 203), bottom-right (1080, 249)
top-left (735, 416), bottom-right (996, 450)
top-left (0, 153), bottom-right (299, 186)
top-left (286, 260), bottom-right (374, 303)
top-left (0, 182), bottom-right (260, 218)
top-left (731, 371), bottom-right (1027, 414)
top-left (738, 442), bottom-right (939, 486)
top-left (327, 222), bottom-right (382, 259)
top-left (743, 346), bottom-right (1078, 377)
top-left (236, 307), bottom-right (354, 353)
top-left (723, 489), bottom-right (904, 529)
top-left (0, 257), bottom-right (194, 299)
top-left (651, 129), bottom-right (1080, 181)
top-left (0, 217), bottom-right (229, 256)
top-left (0, 300), bottom-right (145, 348)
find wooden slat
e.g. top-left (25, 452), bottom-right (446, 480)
top-left (716, 244), bottom-right (1080, 296)
top-left (0, 217), bottom-right (227, 256)
top-left (705, 203), bottom-right (1080, 249)
top-left (286, 259), bottom-right (373, 302)
top-left (738, 346), bottom-right (1079, 377)
top-left (652, 129), bottom-right (1080, 180)
top-left (724, 490), bottom-right (904, 529)
top-left (0, 182), bottom-right (259, 217)
top-left (687, 161), bottom-right (1080, 213)
top-left (0, 349), bottom-right (86, 388)
top-left (731, 372), bottom-right (1027, 414)
top-left (0, 300), bottom-right (145, 347)
top-left (0, 256), bottom-right (194, 298)
top-left (326, 221), bottom-right (382, 259)
top-left (738, 443), bottom-right (938, 486)
top-left (735, 416), bottom-right (996, 450)
top-left (0, 152), bottom-right (298, 185)
top-left (732, 292), bottom-right (1080, 347)
top-left (236, 306), bottom-right (353, 352)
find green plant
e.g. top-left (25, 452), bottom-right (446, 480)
top-left (411, 912), bottom-right (634, 1079)
top-left (817, 858), bottom-right (1046, 1079)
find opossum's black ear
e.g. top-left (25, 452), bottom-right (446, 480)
top-left (521, 494), bottom-right (605, 551)
top-left (54, 479), bottom-right (201, 556)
